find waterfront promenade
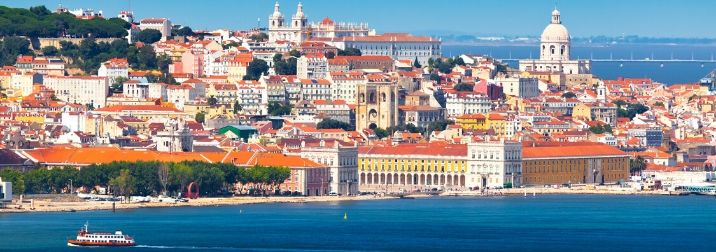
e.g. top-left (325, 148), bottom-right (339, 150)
top-left (0, 195), bottom-right (395, 214)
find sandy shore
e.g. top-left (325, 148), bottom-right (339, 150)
top-left (0, 195), bottom-right (396, 214)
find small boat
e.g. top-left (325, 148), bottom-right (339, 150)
top-left (67, 222), bottom-right (135, 247)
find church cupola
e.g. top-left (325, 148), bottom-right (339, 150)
top-left (551, 8), bottom-right (561, 24)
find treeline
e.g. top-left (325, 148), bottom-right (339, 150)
top-left (0, 36), bottom-right (32, 66)
top-left (0, 6), bottom-right (129, 38)
top-left (0, 161), bottom-right (291, 197)
top-left (51, 37), bottom-right (170, 76)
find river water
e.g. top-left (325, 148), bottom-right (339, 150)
top-left (1, 195), bottom-right (715, 251)
top-left (444, 44), bottom-right (716, 84)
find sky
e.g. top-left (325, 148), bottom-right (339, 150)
top-left (1, 0), bottom-right (715, 38)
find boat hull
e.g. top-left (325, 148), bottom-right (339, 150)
top-left (67, 240), bottom-right (135, 247)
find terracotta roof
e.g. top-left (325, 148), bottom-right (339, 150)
top-left (95, 105), bottom-right (181, 112)
top-left (523, 143), bottom-right (627, 159)
top-left (359, 142), bottom-right (467, 157)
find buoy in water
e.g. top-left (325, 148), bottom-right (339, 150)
top-left (343, 212), bottom-right (348, 220)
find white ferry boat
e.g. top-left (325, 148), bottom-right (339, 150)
top-left (67, 223), bottom-right (135, 247)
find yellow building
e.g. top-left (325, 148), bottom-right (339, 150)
top-left (486, 113), bottom-right (508, 135)
top-left (522, 143), bottom-right (629, 185)
top-left (572, 103), bottom-right (592, 120)
top-left (13, 112), bottom-right (45, 125)
top-left (455, 114), bottom-right (487, 130)
top-left (358, 143), bottom-right (468, 193)
top-left (456, 113), bottom-right (510, 136)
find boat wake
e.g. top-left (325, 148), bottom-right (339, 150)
top-left (135, 245), bottom-right (241, 250)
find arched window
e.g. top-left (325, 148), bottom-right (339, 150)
top-left (550, 45), bottom-right (555, 55)
top-left (560, 45), bottom-right (565, 55)
top-left (369, 92), bottom-right (376, 103)
top-left (381, 92), bottom-right (387, 102)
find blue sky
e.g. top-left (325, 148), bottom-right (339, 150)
top-left (1, 0), bottom-right (714, 38)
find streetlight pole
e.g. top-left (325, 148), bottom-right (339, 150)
top-left (69, 179), bottom-right (73, 194)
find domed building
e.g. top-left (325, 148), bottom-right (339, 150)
top-left (519, 9), bottom-right (591, 75)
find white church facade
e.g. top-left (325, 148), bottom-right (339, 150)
top-left (519, 9), bottom-right (591, 75)
top-left (267, 2), bottom-right (374, 44)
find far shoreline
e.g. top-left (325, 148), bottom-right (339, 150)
top-left (1, 188), bottom-right (706, 214)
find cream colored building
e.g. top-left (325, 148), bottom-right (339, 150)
top-left (355, 76), bottom-right (399, 131)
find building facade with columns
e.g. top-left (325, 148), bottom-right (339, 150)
top-left (357, 140), bottom-right (522, 193)
top-left (358, 143), bottom-right (468, 193)
top-left (519, 9), bottom-right (591, 75)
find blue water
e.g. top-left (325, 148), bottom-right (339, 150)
top-left (445, 44), bottom-right (716, 84)
top-left (1, 195), bottom-right (715, 251)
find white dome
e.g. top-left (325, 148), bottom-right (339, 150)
top-left (541, 23), bottom-right (569, 42)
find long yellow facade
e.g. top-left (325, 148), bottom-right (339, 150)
top-left (358, 157), bottom-right (467, 174)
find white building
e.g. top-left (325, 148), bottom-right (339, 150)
top-left (498, 77), bottom-right (540, 98)
top-left (338, 33), bottom-right (441, 66)
top-left (296, 139), bottom-right (359, 196)
top-left (139, 18), bottom-right (172, 41)
top-left (61, 111), bottom-right (87, 132)
top-left (300, 79), bottom-right (332, 102)
top-left (237, 80), bottom-right (268, 115)
top-left (466, 139), bottom-right (522, 189)
top-left (123, 80), bottom-right (166, 99)
top-left (519, 9), bottom-right (591, 74)
top-left (445, 92), bottom-right (491, 119)
top-left (297, 53), bottom-right (328, 79)
top-left (10, 72), bottom-right (36, 97)
top-left (43, 76), bottom-right (109, 108)
top-left (309, 17), bottom-right (374, 39)
top-left (328, 71), bottom-right (365, 104)
top-left (0, 177), bottom-right (12, 202)
top-left (97, 58), bottom-right (129, 84)
top-left (267, 2), bottom-right (308, 43)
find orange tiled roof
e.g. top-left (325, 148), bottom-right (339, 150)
top-left (523, 143), bottom-right (627, 159)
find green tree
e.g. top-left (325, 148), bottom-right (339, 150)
top-left (317, 118), bottom-right (354, 131)
top-left (0, 169), bottom-right (26, 194)
top-left (110, 77), bottom-right (128, 93)
top-left (289, 49), bottom-right (302, 58)
top-left (208, 95), bottom-right (218, 106)
top-left (134, 29), bottom-right (163, 44)
top-left (173, 26), bottom-right (194, 36)
top-left (373, 127), bottom-right (390, 139)
top-left (233, 101), bottom-right (242, 114)
top-left (429, 73), bottom-right (441, 83)
top-left (589, 124), bottom-right (605, 134)
top-left (561, 92), bottom-right (577, 98)
top-left (630, 156), bottom-right (647, 175)
top-left (110, 169), bottom-right (136, 202)
top-left (337, 48), bottom-right (361, 56)
top-left (453, 83), bottom-right (474, 92)
top-left (0, 37), bottom-right (32, 65)
top-left (195, 112), bottom-right (206, 124)
top-left (267, 102), bottom-right (292, 116)
top-left (325, 51), bottom-right (335, 59)
top-left (428, 119), bottom-right (454, 133)
top-left (413, 57), bottom-right (422, 68)
top-left (243, 59), bottom-right (269, 80)
top-left (249, 33), bottom-right (268, 42)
